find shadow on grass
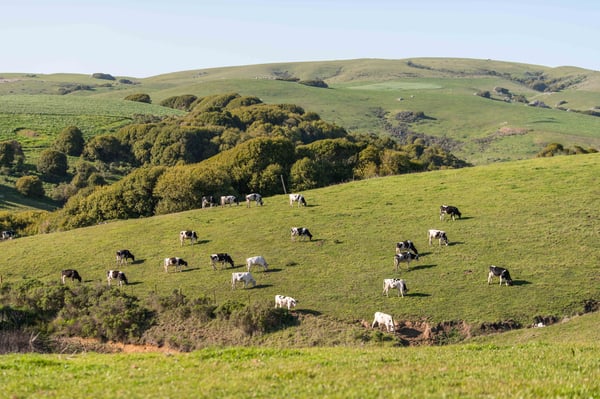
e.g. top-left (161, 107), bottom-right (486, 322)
top-left (296, 309), bottom-right (322, 316)
top-left (510, 280), bottom-right (532, 286)
top-left (407, 264), bottom-right (437, 272)
top-left (251, 284), bottom-right (272, 289)
top-left (448, 241), bottom-right (465, 246)
top-left (406, 292), bottom-right (431, 297)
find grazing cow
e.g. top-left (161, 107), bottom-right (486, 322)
top-left (382, 278), bottom-right (408, 297)
top-left (289, 193), bottom-right (307, 207)
top-left (291, 227), bottom-right (313, 241)
top-left (395, 240), bottom-right (418, 255)
top-left (246, 256), bottom-right (268, 272)
top-left (179, 230), bottom-right (198, 246)
top-left (164, 257), bottom-right (188, 273)
top-left (107, 270), bottom-right (128, 286)
top-left (372, 311), bottom-right (395, 332)
top-left (220, 195), bottom-right (238, 207)
top-left (1, 230), bottom-right (16, 240)
top-left (245, 193), bottom-right (263, 207)
top-left (440, 205), bottom-right (462, 221)
top-left (488, 265), bottom-right (513, 286)
top-left (61, 269), bottom-right (82, 284)
top-left (202, 195), bottom-right (217, 208)
top-left (210, 253), bottom-right (235, 270)
top-left (394, 252), bottom-right (419, 272)
top-left (231, 272), bottom-right (256, 289)
top-left (275, 295), bottom-right (297, 310)
top-left (115, 249), bottom-right (135, 265)
top-left (428, 229), bottom-right (449, 246)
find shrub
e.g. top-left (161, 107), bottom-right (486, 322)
top-left (37, 149), bottom-right (68, 179)
top-left (91, 73), bottom-right (115, 80)
top-left (54, 126), bottom-right (85, 156)
top-left (298, 79), bottom-right (329, 88)
top-left (124, 93), bottom-right (151, 104)
top-left (160, 95), bottom-right (198, 111)
top-left (15, 175), bottom-right (45, 198)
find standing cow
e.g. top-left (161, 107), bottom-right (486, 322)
top-left (210, 253), bottom-right (235, 270)
top-left (488, 265), bottom-right (513, 286)
top-left (428, 229), bottom-right (449, 246)
top-left (164, 257), bottom-right (188, 272)
top-left (61, 269), bottom-right (82, 284)
top-left (116, 249), bottom-right (135, 265)
top-left (382, 278), bottom-right (408, 297)
top-left (289, 193), bottom-right (307, 207)
top-left (372, 311), bottom-right (395, 332)
top-left (245, 193), bottom-right (263, 207)
top-left (394, 252), bottom-right (419, 272)
top-left (107, 270), bottom-right (128, 286)
top-left (291, 227), bottom-right (313, 241)
top-left (275, 295), bottom-right (297, 310)
top-left (180, 230), bottom-right (198, 246)
top-left (440, 205), bottom-right (462, 221)
top-left (232, 272), bottom-right (256, 289)
top-left (246, 256), bottom-right (268, 272)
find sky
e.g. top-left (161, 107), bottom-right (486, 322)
top-left (2, 0), bottom-right (598, 77)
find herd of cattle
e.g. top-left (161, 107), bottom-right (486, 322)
top-left (39, 195), bottom-right (517, 334)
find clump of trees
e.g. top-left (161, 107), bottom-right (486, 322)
top-left (124, 93), bottom-right (151, 104)
top-left (536, 143), bottom-right (598, 157)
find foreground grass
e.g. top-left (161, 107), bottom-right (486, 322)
top-left (1, 341), bottom-right (598, 398)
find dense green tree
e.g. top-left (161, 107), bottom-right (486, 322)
top-left (37, 149), bottom-right (68, 178)
top-left (124, 93), bottom-right (151, 103)
top-left (82, 135), bottom-right (126, 163)
top-left (54, 126), bottom-right (85, 156)
top-left (15, 175), bottom-right (44, 198)
top-left (0, 141), bottom-right (15, 167)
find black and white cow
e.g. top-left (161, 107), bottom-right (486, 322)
top-left (164, 257), bottom-right (188, 273)
top-left (394, 252), bottom-right (419, 272)
top-left (107, 270), bottom-right (128, 286)
top-left (246, 256), bottom-right (268, 272)
top-left (382, 278), bottom-right (408, 297)
top-left (488, 265), bottom-right (513, 286)
top-left (179, 230), bottom-right (198, 246)
top-left (440, 205), bottom-right (462, 221)
top-left (372, 311), bottom-right (395, 332)
top-left (220, 195), bottom-right (238, 207)
top-left (202, 195), bottom-right (217, 208)
top-left (245, 193), bottom-right (263, 207)
top-left (210, 253), bottom-right (235, 270)
top-left (275, 295), bottom-right (297, 310)
top-left (232, 272), bottom-right (256, 289)
top-left (395, 240), bottom-right (418, 255)
top-left (289, 193), bottom-right (307, 207)
top-left (1, 230), bottom-right (16, 240)
top-left (291, 227), bottom-right (313, 241)
top-left (61, 269), bottom-right (82, 284)
top-left (116, 249), bottom-right (135, 265)
top-left (428, 229), bottom-right (449, 246)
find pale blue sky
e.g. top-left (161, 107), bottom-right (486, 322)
top-left (2, 0), bottom-right (598, 77)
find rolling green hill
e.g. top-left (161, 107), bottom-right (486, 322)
top-left (2, 153), bottom-right (598, 340)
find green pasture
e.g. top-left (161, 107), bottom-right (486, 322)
top-left (1, 324), bottom-right (599, 398)
top-left (1, 154), bottom-right (598, 329)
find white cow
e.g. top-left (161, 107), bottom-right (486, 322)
top-left (221, 195), bottom-right (238, 207)
top-left (394, 252), bottom-right (419, 272)
top-left (231, 272), bottom-right (256, 289)
top-left (164, 257), bottom-right (188, 272)
top-left (246, 256), bottom-right (268, 272)
top-left (289, 193), bottom-right (307, 207)
top-left (428, 229), bottom-right (449, 246)
top-left (275, 295), bottom-right (297, 310)
top-left (372, 311), bottom-right (395, 332)
top-left (382, 278), bottom-right (408, 297)
top-left (245, 193), bottom-right (263, 207)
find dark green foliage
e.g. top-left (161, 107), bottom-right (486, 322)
top-left (53, 126), bottom-right (85, 156)
top-left (160, 94), bottom-right (198, 111)
top-left (37, 149), bottom-right (68, 178)
top-left (82, 135), bottom-right (126, 163)
top-left (536, 143), bottom-right (598, 157)
top-left (475, 90), bottom-right (491, 98)
top-left (298, 79), bottom-right (329, 88)
top-left (124, 93), bottom-right (151, 104)
top-left (91, 73), bottom-right (115, 80)
top-left (15, 175), bottom-right (44, 198)
top-left (0, 140), bottom-right (15, 168)
top-left (231, 302), bottom-right (297, 336)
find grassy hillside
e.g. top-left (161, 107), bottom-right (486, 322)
top-left (1, 154), bottom-right (598, 330)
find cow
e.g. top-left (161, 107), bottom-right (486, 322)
top-left (164, 257), bottom-right (188, 273)
top-left (221, 195), bottom-right (238, 207)
top-left (488, 265), bottom-right (513, 286)
top-left (440, 205), bottom-right (462, 221)
top-left (428, 229), bottom-right (449, 246)
top-left (382, 278), bottom-right (408, 297)
top-left (210, 253), bottom-right (235, 270)
top-left (291, 227), bottom-right (313, 241)
top-left (232, 272), bottom-right (256, 289)
top-left (289, 193), bottom-right (307, 207)
top-left (246, 256), bottom-right (268, 272)
top-left (107, 270), bottom-right (128, 286)
top-left (61, 269), bottom-right (82, 284)
top-left (275, 295), bottom-right (297, 310)
top-left (372, 311), bottom-right (395, 332)
top-left (395, 240), bottom-right (418, 255)
top-left (116, 249), bottom-right (135, 265)
top-left (179, 230), bottom-right (198, 246)
top-left (245, 193), bottom-right (263, 207)
top-left (202, 195), bottom-right (217, 208)
top-left (1, 230), bottom-right (16, 240)
top-left (394, 252), bottom-right (419, 272)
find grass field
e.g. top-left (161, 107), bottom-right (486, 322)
top-left (2, 311), bottom-right (599, 399)
top-left (1, 154), bottom-right (598, 331)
